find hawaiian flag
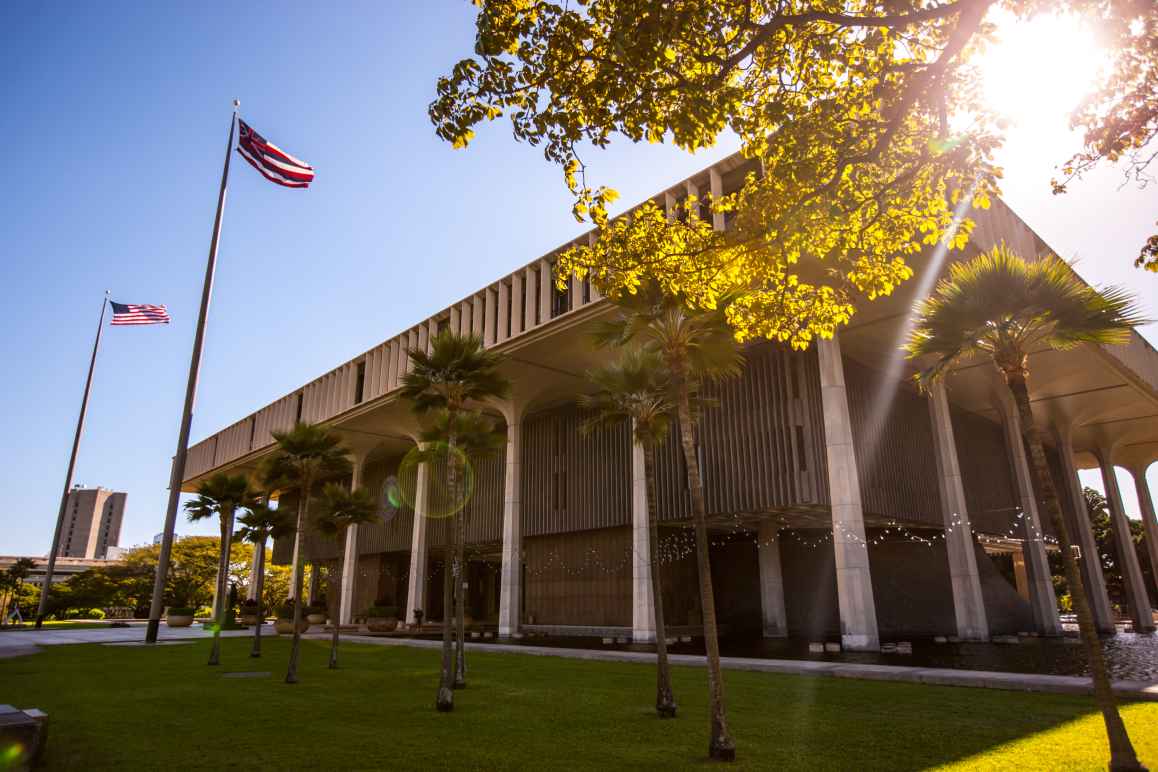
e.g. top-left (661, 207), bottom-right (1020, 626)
top-left (236, 119), bottom-right (315, 188)
top-left (110, 302), bottom-right (170, 326)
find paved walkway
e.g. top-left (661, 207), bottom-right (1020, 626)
top-left (0, 623), bottom-right (248, 657)
top-left (2, 626), bottom-right (1156, 702)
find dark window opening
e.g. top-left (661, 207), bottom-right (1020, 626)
top-left (505, 283), bottom-right (513, 337)
top-left (437, 318), bottom-right (449, 335)
top-left (582, 278), bottom-right (591, 304)
top-left (295, 393), bottom-right (304, 423)
top-left (551, 275), bottom-right (570, 318)
top-left (248, 417), bottom-right (256, 448)
top-left (354, 361), bottom-right (366, 404)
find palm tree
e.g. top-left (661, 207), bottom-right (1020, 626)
top-left (595, 284), bottom-right (743, 760)
top-left (401, 330), bottom-right (510, 712)
top-left (416, 408), bottom-right (506, 690)
top-left (906, 245), bottom-right (1147, 771)
top-left (1, 558), bottom-right (36, 625)
top-left (184, 473), bottom-right (253, 666)
top-left (236, 501), bottom-right (292, 658)
top-left (579, 347), bottom-right (679, 718)
top-left (314, 482), bottom-right (379, 669)
top-left (264, 422), bottom-right (352, 684)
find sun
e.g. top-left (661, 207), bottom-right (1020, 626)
top-left (977, 11), bottom-right (1106, 132)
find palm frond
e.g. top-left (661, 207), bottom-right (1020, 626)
top-left (906, 244), bottom-right (1146, 387)
top-left (401, 331), bottom-right (511, 415)
top-left (184, 472), bottom-right (253, 524)
top-left (313, 482), bottom-right (378, 538)
top-left (579, 347), bottom-right (675, 448)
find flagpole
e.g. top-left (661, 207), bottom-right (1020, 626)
top-left (35, 291), bottom-right (110, 628)
top-left (145, 101), bottom-right (239, 643)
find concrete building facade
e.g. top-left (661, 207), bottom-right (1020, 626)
top-left (179, 153), bottom-right (1158, 647)
top-left (60, 487), bottom-right (125, 560)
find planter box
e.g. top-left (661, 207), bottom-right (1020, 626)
top-left (240, 613), bottom-right (260, 626)
top-left (167, 614), bottom-right (194, 628)
top-left (306, 613), bottom-right (327, 625)
top-left (274, 619), bottom-right (310, 635)
top-left (366, 618), bottom-right (398, 633)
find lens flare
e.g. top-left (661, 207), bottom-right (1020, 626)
top-left (396, 443), bottom-right (475, 520)
top-left (380, 475), bottom-right (401, 524)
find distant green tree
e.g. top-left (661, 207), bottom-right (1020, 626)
top-left (1050, 488), bottom-right (1158, 611)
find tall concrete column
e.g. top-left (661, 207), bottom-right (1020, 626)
top-left (246, 537), bottom-right (263, 601)
top-left (1096, 451), bottom-right (1155, 631)
top-left (1054, 426), bottom-right (1115, 633)
top-left (403, 459), bottom-right (430, 628)
top-left (1129, 465), bottom-right (1158, 598)
top-left (757, 521), bottom-right (787, 638)
top-left (816, 335), bottom-right (879, 651)
top-left (995, 389), bottom-right (1062, 636)
top-left (928, 382), bottom-right (989, 641)
top-left (338, 455), bottom-right (364, 625)
top-left (630, 426), bottom-right (655, 643)
top-left (498, 406), bottom-right (524, 638)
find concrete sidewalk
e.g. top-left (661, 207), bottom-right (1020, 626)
top-left (0, 624), bottom-right (249, 657)
top-left (314, 632), bottom-right (1158, 702)
top-left (3, 625), bottom-right (1156, 702)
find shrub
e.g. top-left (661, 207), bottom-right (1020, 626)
top-left (88, 608), bottom-right (106, 620)
top-left (275, 604), bottom-right (296, 620)
top-left (364, 605), bottom-right (399, 619)
top-left (167, 607), bottom-right (195, 616)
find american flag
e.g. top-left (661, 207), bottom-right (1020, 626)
top-left (236, 119), bottom-right (314, 188)
top-left (110, 302), bottom-right (170, 326)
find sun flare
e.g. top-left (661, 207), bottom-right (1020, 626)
top-left (978, 12), bottom-right (1106, 131)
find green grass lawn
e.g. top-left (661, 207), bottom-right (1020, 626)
top-left (0, 621), bottom-right (129, 632)
top-left (1, 636), bottom-right (1155, 770)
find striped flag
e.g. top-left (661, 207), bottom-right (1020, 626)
top-left (236, 119), bottom-right (314, 188)
top-left (110, 302), bottom-right (170, 326)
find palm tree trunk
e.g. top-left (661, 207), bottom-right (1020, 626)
top-left (330, 530), bottom-right (345, 669)
top-left (251, 539), bottom-right (265, 658)
top-left (1006, 374), bottom-right (1141, 770)
top-left (286, 481), bottom-right (311, 685)
top-left (643, 443), bottom-right (677, 718)
top-left (208, 512), bottom-right (234, 666)
top-left (454, 505), bottom-right (468, 688)
top-left (675, 380), bottom-right (735, 761)
top-left (437, 433), bottom-right (458, 711)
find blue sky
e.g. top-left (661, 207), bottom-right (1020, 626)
top-left (1, 3), bottom-right (1155, 555)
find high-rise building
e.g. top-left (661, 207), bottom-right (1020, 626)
top-left (59, 487), bottom-right (125, 559)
